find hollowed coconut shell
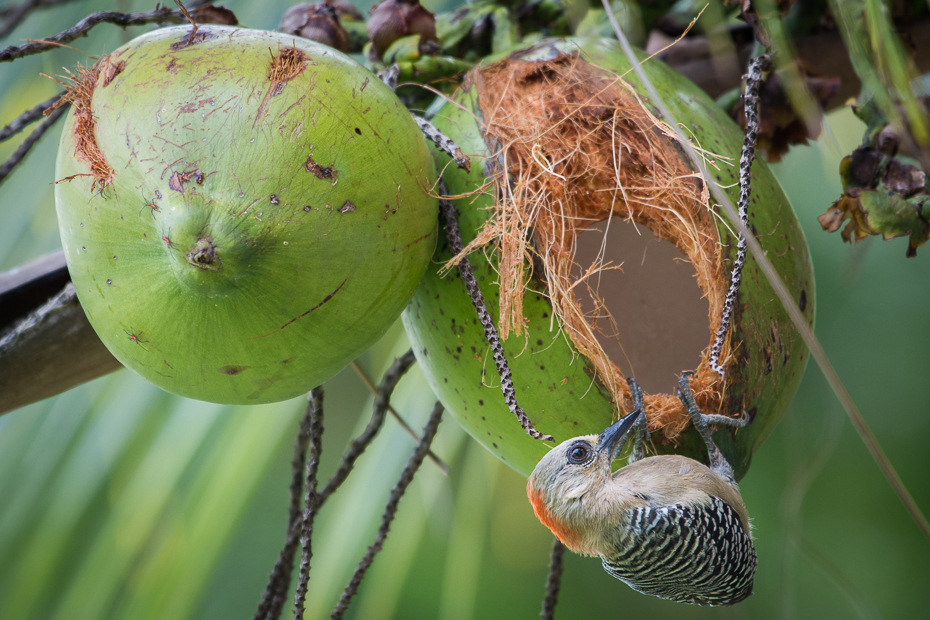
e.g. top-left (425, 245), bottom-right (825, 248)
top-left (55, 26), bottom-right (437, 404)
top-left (402, 39), bottom-right (814, 479)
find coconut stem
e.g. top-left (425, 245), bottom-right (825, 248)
top-left (439, 194), bottom-right (554, 442)
top-left (289, 387), bottom-right (326, 620)
top-left (315, 350), bottom-right (418, 506)
top-left (0, 92), bottom-right (62, 142)
top-left (256, 352), bottom-right (419, 620)
top-left (0, 4), bottom-right (220, 63)
top-left (709, 54), bottom-right (770, 379)
top-left (330, 400), bottom-right (444, 620)
top-left (540, 538), bottom-right (565, 620)
top-left (254, 388), bottom-right (323, 620)
top-left (382, 60), bottom-right (471, 174)
top-left (351, 360), bottom-right (449, 474)
top-left (0, 102), bottom-right (67, 187)
top-left (290, 352), bottom-right (418, 619)
top-left (414, 116), bottom-right (471, 172)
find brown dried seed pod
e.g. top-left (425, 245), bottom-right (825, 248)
top-left (327, 0), bottom-right (363, 22)
top-left (367, 0), bottom-right (437, 59)
top-left (279, 2), bottom-right (350, 52)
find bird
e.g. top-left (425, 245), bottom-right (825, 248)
top-left (527, 375), bottom-right (756, 606)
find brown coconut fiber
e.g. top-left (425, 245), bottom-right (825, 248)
top-left (445, 52), bottom-right (739, 442)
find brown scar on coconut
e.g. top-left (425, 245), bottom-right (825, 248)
top-left (304, 153), bottom-right (338, 184)
top-left (97, 50), bottom-right (126, 87)
top-left (255, 46), bottom-right (308, 128)
top-left (45, 57), bottom-right (120, 193)
top-left (168, 168), bottom-right (202, 192)
top-left (444, 53), bottom-right (741, 443)
top-left (170, 29), bottom-right (215, 50)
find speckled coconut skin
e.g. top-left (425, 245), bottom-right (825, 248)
top-left (56, 26), bottom-right (437, 403)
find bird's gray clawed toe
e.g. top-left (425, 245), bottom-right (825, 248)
top-left (676, 373), bottom-right (741, 488)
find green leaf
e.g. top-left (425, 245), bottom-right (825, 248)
top-left (859, 190), bottom-right (930, 256)
top-left (437, 4), bottom-right (493, 52)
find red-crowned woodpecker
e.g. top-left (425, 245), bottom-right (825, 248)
top-left (527, 376), bottom-right (756, 606)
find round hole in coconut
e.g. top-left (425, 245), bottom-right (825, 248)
top-left (571, 217), bottom-right (709, 393)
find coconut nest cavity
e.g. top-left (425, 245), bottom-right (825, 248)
top-left (444, 52), bottom-right (739, 442)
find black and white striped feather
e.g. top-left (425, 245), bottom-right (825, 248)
top-left (602, 496), bottom-right (756, 606)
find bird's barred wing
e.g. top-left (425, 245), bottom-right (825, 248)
top-left (601, 497), bottom-right (756, 606)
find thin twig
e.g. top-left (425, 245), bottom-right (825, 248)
top-left (439, 194), bottom-right (554, 442)
top-left (174, 0), bottom-right (199, 46)
top-left (262, 353), bottom-right (417, 620)
top-left (330, 401), bottom-right (444, 620)
top-left (600, 0), bottom-right (930, 541)
top-left (0, 103), bottom-right (67, 186)
top-left (0, 0), bottom-right (79, 40)
top-left (540, 538), bottom-right (565, 620)
top-left (350, 360), bottom-right (448, 475)
top-left (414, 116), bottom-right (471, 172)
top-left (315, 350), bottom-right (417, 507)
top-left (0, 5), bottom-right (201, 62)
top-left (290, 389), bottom-right (325, 620)
top-left (708, 55), bottom-right (769, 378)
top-left (253, 389), bottom-right (322, 620)
top-left (0, 93), bottom-right (62, 143)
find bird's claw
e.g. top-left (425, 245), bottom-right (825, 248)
top-left (676, 373), bottom-right (745, 488)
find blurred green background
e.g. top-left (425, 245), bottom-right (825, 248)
top-left (1, 1), bottom-right (928, 619)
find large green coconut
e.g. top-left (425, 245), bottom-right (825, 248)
top-left (403, 39), bottom-right (815, 479)
top-left (55, 25), bottom-right (437, 404)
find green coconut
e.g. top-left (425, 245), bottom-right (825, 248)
top-left (55, 25), bottom-right (437, 404)
top-left (402, 38), bottom-right (815, 479)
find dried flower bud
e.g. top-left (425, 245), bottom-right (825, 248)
top-left (326, 0), bottom-right (363, 22)
top-left (876, 125), bottom-right (901, 156)
top-left (367, 0), bottom-right (437, 59)
top-left (279, 2), bottom-right (349, 52)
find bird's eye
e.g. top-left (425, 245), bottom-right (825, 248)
top-left (567, 444), bottom-right (591, 464)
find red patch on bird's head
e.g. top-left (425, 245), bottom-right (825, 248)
top-left (527, 479), bottom-right (583, 552)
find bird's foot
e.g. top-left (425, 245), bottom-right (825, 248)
top-left (676, 372), bottom-right (748, 488)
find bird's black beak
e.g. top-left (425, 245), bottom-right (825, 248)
top-left (597, 409), bottom-right (641, 459)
